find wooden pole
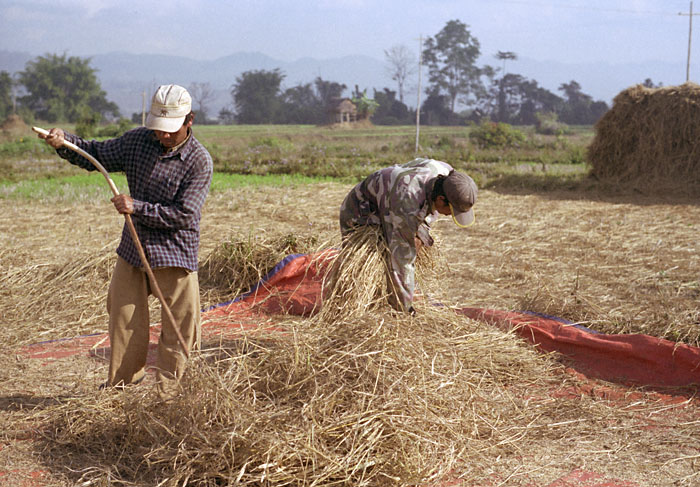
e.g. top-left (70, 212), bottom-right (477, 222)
top-left (414, 34), bottom-right (423, 155)
top-left (680, 1), bottom-right (700, 82)
top-left (688, 1), bottom-right (693, 82)
top-left (142, 91), bottom-right (147, 126)
top-left (32, 126), bottom-right (190, 358)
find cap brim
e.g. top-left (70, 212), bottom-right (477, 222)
top-left (145, 113), bottom-right (185, 132)
top-left (450, 204), bottom-right (475, 228)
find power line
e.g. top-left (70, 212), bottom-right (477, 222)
top-left (489, 0), bottom-right (678, 16)
top-left (490, 0), bottom-right (696, 81)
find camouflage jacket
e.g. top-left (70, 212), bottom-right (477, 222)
top-left (339, 158), bottom-right (454, 310)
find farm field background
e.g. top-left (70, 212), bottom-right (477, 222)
top-left (2, 123), bottom-right (696, 346)
top-left (1, 123), bottom-right (699, 486)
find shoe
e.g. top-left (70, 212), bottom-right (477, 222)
top-left (99, 375), bottom-right (145, 390)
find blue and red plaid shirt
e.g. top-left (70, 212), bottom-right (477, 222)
top-left (58, 127), bottom-right (213, 271)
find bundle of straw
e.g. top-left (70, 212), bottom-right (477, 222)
top-left (316, 226), bottom-right (449, 322)
top-left (316, 226), bottom-right (393, 321)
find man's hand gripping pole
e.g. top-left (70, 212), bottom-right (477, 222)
top-left (32, 126), bottom-right (190, 358)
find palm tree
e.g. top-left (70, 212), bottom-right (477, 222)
top-left (494, 51), bottom-right (517, 122)
top-left (495, 51), bottom-right (518, 77)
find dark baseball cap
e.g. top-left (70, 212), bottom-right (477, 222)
top-left (443, 171), bottom-right (477, 228)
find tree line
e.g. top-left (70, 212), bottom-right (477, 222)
top-left (1, 19), bottom-right (665, 129)
top-left (217, 19), bottom-right (614, 127)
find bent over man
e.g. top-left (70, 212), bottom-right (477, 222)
top-left (39, 84), bottom-right (213, 399)
top-left (339, 158), bottom-right (477, 314)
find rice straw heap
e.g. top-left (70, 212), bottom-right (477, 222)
top-left (35, 305), bottom-right (560, 486)
top-left (587, 82), bottom-right (700, 190)
top-left (199, 232), bottom-right (318, 306)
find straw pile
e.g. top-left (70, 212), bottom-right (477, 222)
top-left (1, 238), bottom-right (118, 347)
top-left (587, 82), bottom-right (700, 190)
top-left (0, 114), bottom-right (28, 139)
top-left (30, 226), bottom-right (566, 486)
top-left (199, 232), bottom-right (319, 305)
top-left (35, 307), bottom-right (561, 486)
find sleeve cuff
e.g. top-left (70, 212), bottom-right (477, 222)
top-left (131, 199), bottom-right (145, 214)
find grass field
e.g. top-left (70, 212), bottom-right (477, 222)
top-left (2, 123), bottom-right (592, 185)
top-left (1, 123), bottom-right (699, 486)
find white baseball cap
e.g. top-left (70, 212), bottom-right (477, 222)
top-left (146, 84), bottom-right (192, 132)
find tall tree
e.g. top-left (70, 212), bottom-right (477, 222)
top-left (188, 81), bottom-right (215, 122)
top-left (280, 82), bottom-right (324, 124)
top-left (17, 53), bottom-right (119, 123)
top-left (231, 69), bottom-right (285, 124)
top-left (495, 51), bottom-right (517, 76)
top-left (422, 19), bottom-right (484, 114)
top-left (314, 77), bottom-right (347, 111)
top-left (384, 44), bottom-right (416, 104)
top-left (495, 51), bottom-right (518, 121)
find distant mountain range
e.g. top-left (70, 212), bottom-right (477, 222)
top-left (0, 49), bottom-right (687, 120)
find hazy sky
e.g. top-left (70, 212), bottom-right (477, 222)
top-left (0, 0), bottom-right (695, 70)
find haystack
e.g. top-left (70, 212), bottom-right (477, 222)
top-left (0, 113), bottom-right (28, 138)
top-left (587, 82), bottom-right (700, 189)
top-left (199, 233), bottom-right (319, 306)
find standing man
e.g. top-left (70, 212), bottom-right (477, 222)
top-left (339, 158), bottom-right (477, 314)
top-left (38, 84), bottom-right (213, 399)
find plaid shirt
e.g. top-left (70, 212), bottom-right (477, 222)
top-left (57, 127), bottom-right (213, 271)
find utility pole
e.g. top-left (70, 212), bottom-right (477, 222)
top-left (680, 1), bottom-right (700, 82)
top-left (414, 35), bottom-right (422, 155)
top-left (141, 90), bottom-right (146, 126)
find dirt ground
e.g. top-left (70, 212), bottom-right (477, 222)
top-left (1, 183), bottom-right (700, 486)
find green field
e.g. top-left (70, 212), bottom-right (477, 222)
top-left (1, 123), bottom-right (593, 195)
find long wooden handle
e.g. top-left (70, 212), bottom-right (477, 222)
top-left (32, 126), bottom-right (190, 358)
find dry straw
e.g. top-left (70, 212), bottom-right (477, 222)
top-left (199, 232), bottom-right (319, 306)
top-left (588, 82), bottom-right (700, 191)
top-left (315, 225), bottom-right (448, 322)
top-left (8, 222), bottom-right (700, 485)
top-left (35, 306), bottom-right (565, 486)
top-left (6, 189), bottom-right (700, 485)
top-left (1, 238), bottom-right (118, 347)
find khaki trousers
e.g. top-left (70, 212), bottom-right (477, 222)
top-left (106, 256), bottom-right (201, 398)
